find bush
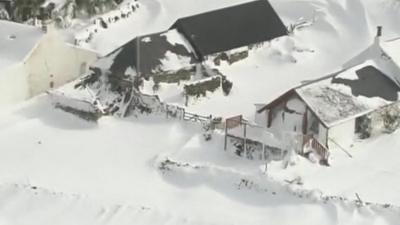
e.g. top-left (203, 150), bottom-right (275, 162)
top-left (152, 82), bottom-right (160, 92)
top-left (222, 79), bottom-right (233, 95)
top-left (152, 68), bottom-right (193, 84)
top-left (355, 115), bottom-right (371, 139)
top-left (380, 104), bottom-right (400, 133)
top-left (184, 77), bottom-right (221, 97)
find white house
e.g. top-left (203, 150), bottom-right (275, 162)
top-left (256, 61), bottom-right (400, 151)
top-left (0, 20), bottom-right (98, 107)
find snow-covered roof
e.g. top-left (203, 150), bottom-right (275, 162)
top-left (295, 61), bottom-right (400, 127)
top-left (99, 29), bottom-right (197, 77)
top-left (381, 38), bottom-right (400, 70)
top-left (0, 20), bottom-right (44, 69)
top-left (41, 0), bottom-right (67, 7)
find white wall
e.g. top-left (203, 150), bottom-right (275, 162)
top-left (0, 63), bottom-right (29, 107)
top-left (270, 97), bottom-right (307, 133)
top-left (254, 104), bottom-right (267, 127)
top-left (328, 119), bottom-right (356, 149)
top-left (317, 124), bottom-right (328, 146)
top-left (25, 27), bottom-right (98, 97)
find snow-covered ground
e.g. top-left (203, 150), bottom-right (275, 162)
top-left (71, 0), bottom-right (252, 55)
top-left (268, 130), bottom-right (400, 206)
top-left (1, 96), bottom-right (400, 225)
top-left (2, 0), bottom-right (400, 224)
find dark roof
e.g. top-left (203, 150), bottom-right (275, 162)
top-left (171, 0), bottom-right (287, 59)
top-left (332, 66), bottom-right (400, 101)
top-left (107, 30), bottom-right (197, 77)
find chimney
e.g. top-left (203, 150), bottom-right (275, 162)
top-left (374, 26), bottom-right (383, 45)
top-left (377, 26), bottom-right (383, 38)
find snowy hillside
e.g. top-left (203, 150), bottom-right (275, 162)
top-left (1, 0), bottom-right (400, 224)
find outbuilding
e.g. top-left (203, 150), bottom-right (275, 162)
top-left (0, 20), bottom-right (98, 107)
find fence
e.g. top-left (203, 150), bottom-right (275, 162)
top-left (224, 115), bottom-right (329, 162)
top-left (303, 135), bottom-right (330, 162)
top-left (165, 104), bottom-right (213, 123)
top-left (224, 115), bottom-right (288, 161)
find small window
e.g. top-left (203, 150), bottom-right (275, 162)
top-left (80, 62), bottom-right (87, 75)
top-left (50, 74), bottom-right (54, 88)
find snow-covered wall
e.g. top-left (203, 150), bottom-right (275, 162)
top-left (26, 27), bottom-right (98, 96)
top-left (318, 124), bottom-right (328, 147)
top-left (270, 96), bottom-right (307, 133)
top-left (328, 119), bottom-right (356, 148)
top-left (0, 63), bottom-right (29, 107)
top-left (254, 104), bottom-right (267, 126)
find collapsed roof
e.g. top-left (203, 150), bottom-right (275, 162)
top-left (100, 29), bottom-right (197, 77)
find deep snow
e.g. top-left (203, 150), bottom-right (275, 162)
top-left (0, 96), bottom-right (400, 225)
top-left (1, 0), bottom-right (400, 224)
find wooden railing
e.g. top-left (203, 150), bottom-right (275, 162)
top-left (183, 111), bottom-right (212, 122)
top-left (303, 135), bottom-right (329, 161)
top-left (165, 104), bottom-right (213, 123)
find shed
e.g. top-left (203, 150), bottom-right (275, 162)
top-left (170, 0), bottom-right (287, 60)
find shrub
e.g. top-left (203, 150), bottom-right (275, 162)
top-left (222, 78), bottom-right (233, 96)
top-left (380, 104), bottom-right (400, 133)
top-left (184, 77), bottom-right (221, 97)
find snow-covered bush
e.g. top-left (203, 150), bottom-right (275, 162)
top-left (221, 78), bottom-right (233, 96)
top-left (75, 0), bottom-right (118, 16)
top-left (355, 115), bottom-right (372, 139)
top-left (184, 76), bottom-right (221, 97)
top-left (379, 104), bottom-right (400, 133)
top-left (49, 91), bottom-right (102, 121)
top-left (152, 68), bottom-right (193, 84)
top-left (201, 119), bottom-right (214, 141)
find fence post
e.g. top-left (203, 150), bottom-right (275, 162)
top-left (262, 143), bottom-right (265, 160)
top-left (224, 119), bottom-right (228, 151)
top-left (243, 122), bottom-right (247, 154)
top-left (166, 104), bottom-right (168, 119)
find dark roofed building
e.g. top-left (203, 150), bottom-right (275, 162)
top-left (171, 0), bottom-right (287, 59)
